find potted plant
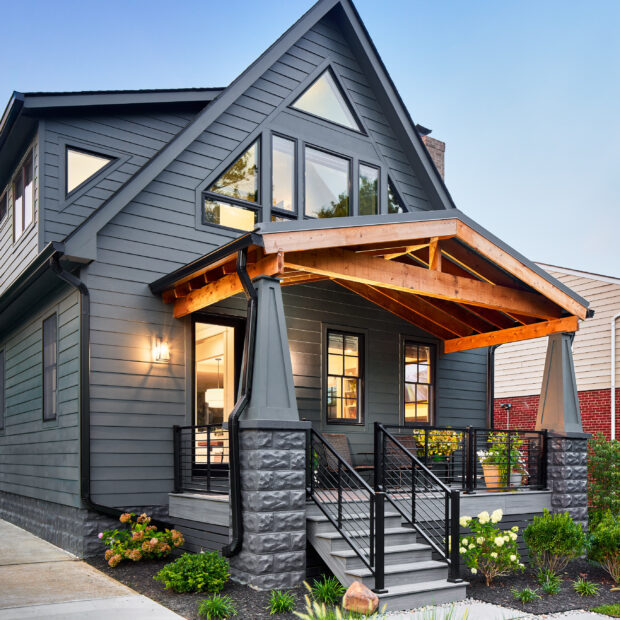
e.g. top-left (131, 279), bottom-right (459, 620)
top-left (412, 428), bottom-right (461, 481)
top-left (478, 432), bottom-right (528, 491)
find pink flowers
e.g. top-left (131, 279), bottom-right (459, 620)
top-left (97, 532), bottom-right (103, 539)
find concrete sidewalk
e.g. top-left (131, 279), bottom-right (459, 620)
top-left (0, 519), bottom-right (183, 619)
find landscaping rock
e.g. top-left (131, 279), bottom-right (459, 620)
top-left (342, 580), bottom-right (379, 614)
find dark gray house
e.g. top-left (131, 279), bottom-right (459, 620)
top-left (0, 0), bottom-right (591, 609)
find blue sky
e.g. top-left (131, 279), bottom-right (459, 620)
top-left (1, 0), bottom-right (617, 275)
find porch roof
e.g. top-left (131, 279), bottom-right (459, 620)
top-left (149, 211), bottom-right (590, 353)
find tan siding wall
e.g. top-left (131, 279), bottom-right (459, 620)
top-left (495, 268), bottom-right (620, 397)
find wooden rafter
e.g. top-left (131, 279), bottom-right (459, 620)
top-left (284, 248), bottom-right (562, 320)
top-left (444, 316), bottom-right (579, 353)
top-left (335, 280), bottom-right (456, 340)
top-left (173, 254), bottom-right (284, 318)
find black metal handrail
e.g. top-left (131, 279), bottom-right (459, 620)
top-left (307, 429), bottom-right (386, 592)
top-left (173, 424), bottom-right (230, 495)
top-left (376, 423), bottom-right (461, 582)
top-left (381, 424), bottom-right (547, 493)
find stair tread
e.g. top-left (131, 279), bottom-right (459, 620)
top-left (307, 511), bottom-right (400, 522)
top-left (331, 542), bottom-right (430, 558)
top-left (346, 559), bottom-right (447, 578)
top-left (378, 579), bottom-right (468, 598)
top-left (314, 526), bottom-right (415, 540)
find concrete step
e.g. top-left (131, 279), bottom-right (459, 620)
top-left (306, 511), bottom-right (403, 533)
top-left (378, 580), bottom-right (468, 612)
top-left (314, 526), bottom-right (417, 551)
top-left (347, 559), bottom-right (448, 588)
top-left (331, 542), bottom-right (432, 570)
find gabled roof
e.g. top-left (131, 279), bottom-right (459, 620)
top-left (61, 0), bottom-right (455, 261)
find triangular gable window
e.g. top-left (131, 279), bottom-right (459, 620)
top-left (291, 69), bottom-right (362, 132)
top-left (66, 147), bottom-right (114, 195)
top-left (207, 140), bottom-right (259, 203)
top-left (388, 178), bottom-right (407, 213)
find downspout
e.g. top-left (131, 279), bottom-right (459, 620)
top-left (221, 248), bottom-right (258, 558)
top-left (486, 345), bottom-right (499, 428)
top-left (51, 256), bottom-right (122, 519)
top-left (612, 313), bottom-right (620, 440)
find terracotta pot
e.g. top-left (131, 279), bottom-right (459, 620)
top-left (481, 463), bottom-right (502, 491)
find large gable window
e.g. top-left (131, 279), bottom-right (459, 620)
top-left (292, 69), bottom-right (361, 132)
top-left (388, 179), bottom-right (406, 214)
top-left (66, 147), bottom-right (113, 195)
top-left (305, 147), bottom-right (350, 219)
top-left (13, 152), bottom-right (34, 240)
top-left (203, 140), bottom-right (260, 231)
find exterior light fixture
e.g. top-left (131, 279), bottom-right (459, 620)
top-left (205, 357), bottom-right (224, 408)
top-left (153, 338), bottom-right (170, 362)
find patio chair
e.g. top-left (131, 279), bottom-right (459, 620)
top-left (322, 433), bottom-right (374, 480)
top-left (385, 434), bottom-right (417, 488)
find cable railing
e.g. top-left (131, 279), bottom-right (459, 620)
top-left (376, 423), bottom-right (461, 582)
top-left (380, 424), bottom-right (547, 493)
top-left (307, 429), bottom-right (386, 592)
top-left (173, 424), bottom-right (230, 495)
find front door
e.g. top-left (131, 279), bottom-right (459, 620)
top-left (192, 317), bottom-right (243, 476)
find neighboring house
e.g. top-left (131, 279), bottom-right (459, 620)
top-left (0, 0), bottom-right (593, 609)
top-left (495, 265), bottom-right (620, 439)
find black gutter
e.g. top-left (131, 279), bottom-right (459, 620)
top-left (221, 248), bottom-right (258, 558)
top-left (149, 232), bottom-right (262, 295)
top-left (486, 345), bottom-right (499, 428)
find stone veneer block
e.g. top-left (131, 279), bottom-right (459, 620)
top-left (230, 427), bottom-right (308, 590)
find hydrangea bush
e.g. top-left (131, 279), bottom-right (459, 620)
top-left (459, 509), bottom-right (524, 586)
top-left (99, 512), bottom-right (184, 567)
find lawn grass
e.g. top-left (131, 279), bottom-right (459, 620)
top-left (592, 604), bottom-right (620, 618)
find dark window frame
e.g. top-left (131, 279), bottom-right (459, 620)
top-left (303, 143), bottom-right (352, 220)
top-left (270, 132), bottom-right (298, 220)
top-left (0, 349), bottom-right (5, 432)
top-left (324, 328), bottom-right (365, 426)
top-left (13, 150), bottom-right (34, 242)
top-left (201, 137), bottom-right (262, 232)
top-left (388, 177), bottom-right (408, 214)
top-left (65, 145), bottom-right (115, 198)
top-left (42, 313), bottom-right (58, 422)
top-left (358, 161), bottom-right (380, 216)
top-left (401, 339), bottom-right (436, 427)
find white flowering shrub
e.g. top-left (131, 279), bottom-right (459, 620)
top-left (459, 509), bottom-right (524, 586)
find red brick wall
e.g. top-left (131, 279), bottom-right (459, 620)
top-left (494, 388), bottom-right (620, 440)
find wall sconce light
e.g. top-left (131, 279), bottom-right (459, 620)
top-left (153, 338), bottom-right (170, 362)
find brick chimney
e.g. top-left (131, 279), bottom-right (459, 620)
top-left (421, 136), bottom-right (445, 180)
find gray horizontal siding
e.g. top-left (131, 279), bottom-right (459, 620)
top-left (0, 137), bottom-right (40, 296)
top-left (0, 285), bottom-right (81, 508)
top-left (42, 112), bottom-right (196, 243)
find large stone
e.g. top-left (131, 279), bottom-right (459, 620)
top-left (343, 581), bottom-right (379, 614)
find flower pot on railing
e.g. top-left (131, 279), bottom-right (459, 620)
top-left (481, 463), bottom-right (502, 491)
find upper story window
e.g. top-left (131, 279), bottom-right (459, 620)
top-left (359, 163), bottom-right (379, 216)
top-left (203, 140), bottom-right (259, 232)
top-left (13, 152), bottom-right (34, 240)
top-left (292, 69), bottom-right (362, 132)
top-left (66, 147), bottom-right (113, 195)
top-left (42, 314), bottom-right (58, 422)
top-left (305, 147), bottom-right (350, 218)
top-left (388, 179), bottom-right (406, 214)
top-left (272, 135), bottom-right (295, 216)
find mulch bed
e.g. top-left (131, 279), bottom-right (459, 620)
top-left (86, 554), bottom-right (308, 620)
top-left (466, 558), bottom-right (619, 614)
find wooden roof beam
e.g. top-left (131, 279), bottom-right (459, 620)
top-left (444, 316), bottom-right (579, 353)
top-left (284, 248), bottom-right (563, 320)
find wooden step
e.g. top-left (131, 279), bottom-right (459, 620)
top-left (330, 542), bottom-right (432, 569)
top-left (314, 526), bottom-right (417, 551)
top-left (306, 511), bottom-right (403, 533)
top-left (346, 559), bottom-right (448, 588)
top-left (377, 580), bottom-right (468, 611)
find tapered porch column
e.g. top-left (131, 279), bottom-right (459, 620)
top-left (230, 276), bottom-right (309, 589)
top-left (536, 333), bottom-right (589, 527)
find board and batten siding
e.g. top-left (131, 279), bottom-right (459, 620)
top-left (495, 267), bottom-right (620, 398)
top-left (0, 285), bottom-right (81, 507)
top-left (41, 112), bottom-right (197, 243)
top-left (0, 136), bottom-right (40, 296)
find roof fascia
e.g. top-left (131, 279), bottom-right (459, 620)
top-left (336, 1), bottom-right (456, 211)
top-left (62, 0), bottom-right (341, 262)
top-left (0, 92), bottom-right (25, 153)
top-left (22, 89), bottom-right (223, 111)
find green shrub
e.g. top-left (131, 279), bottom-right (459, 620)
top-left (198, 594), bottom-right (237, 619)
top-left (511, 587), bottom-right (541, 604)
top-left (99, 512), bottom-right (184, 567)
top-left (458, 509), bottom-right (524, 586)
top-left (310, 576), bottom-right (346, 605)
top-left (588, 434), bottom-right (620, 520)
top-left (523, 509), bottom-right (585, 573)
top-left (268, 590), bottom-right (296, 614)
top-left (591, 604), bottom-right (620, 617)
top-left (573, 577), bottom-right (599, 597)
top-left (154, 551), bottom-right (229, 593)
top-left (536, 567), bottom-right (561, 594)
top-left (589, 510), bottom-right (620, 583)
